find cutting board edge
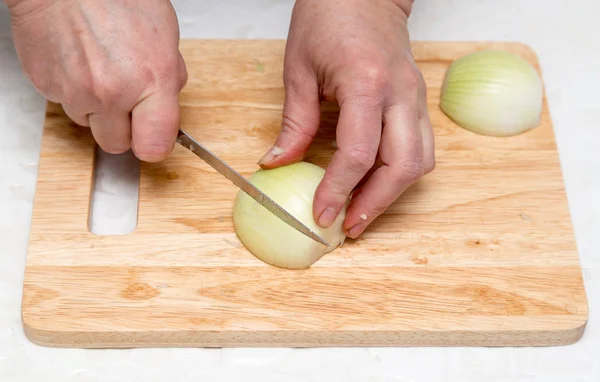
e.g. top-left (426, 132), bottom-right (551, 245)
top-left (21, 316), bottom-right (588, 349)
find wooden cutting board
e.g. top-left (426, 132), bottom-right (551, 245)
top-left (21, 40), bottom-right (588, 348)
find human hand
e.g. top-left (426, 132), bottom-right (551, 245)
top-left (258, 0), bottom-right (435, 239)
top-left (6, 0), bottom-right (187, 162)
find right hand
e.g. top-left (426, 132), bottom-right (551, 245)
top-left (6, 0), bottom-right (188, 162)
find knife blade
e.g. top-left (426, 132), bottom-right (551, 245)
top-left (175, 129), bottom-right (330, 247)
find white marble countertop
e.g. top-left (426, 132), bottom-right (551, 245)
top-left (1, 0), bottom-right (599, 380)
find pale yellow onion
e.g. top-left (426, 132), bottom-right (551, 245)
top-left (440, 49), bottom-right (544, 137)
top-left (232, 161), bottom-right (347, 270)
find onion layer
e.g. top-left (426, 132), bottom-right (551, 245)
top-left (440, 49), bottom-right (544, 137)
top-left (232, 161), bottom-right (347, 270)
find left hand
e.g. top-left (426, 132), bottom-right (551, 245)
top-left (258, 0), bottom-right (435, 239)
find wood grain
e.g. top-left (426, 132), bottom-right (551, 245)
top-left (21, 40), bottom-right (588, 348)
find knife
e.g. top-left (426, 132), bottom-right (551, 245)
top-left (176, 129), bottom-right (330, 247)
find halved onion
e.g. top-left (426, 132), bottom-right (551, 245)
top-left (440, 49), bottom-right (544, 137)
top-left (232, 161), bottom-right (347, 270)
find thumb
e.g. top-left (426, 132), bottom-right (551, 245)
top-left (258, 69), bottom-right (321, 169)
top-left (131, 91), bottom-right (181, 163)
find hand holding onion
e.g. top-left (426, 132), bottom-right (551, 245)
top-left (257, 0), bottom-right (436, 240)
top-left (6, 0), bottom-right (188, 162)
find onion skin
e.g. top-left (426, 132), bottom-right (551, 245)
top-left (440, 50), bottom-right (544, 137)
top-left (232, 161), bottom-right (347, 270)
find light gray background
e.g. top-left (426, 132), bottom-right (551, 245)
top-left (1, 0), bottom-right (599, 380)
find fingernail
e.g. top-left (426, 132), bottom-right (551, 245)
top-left (347, 222), bottom-right (365, 238)
top-left (257, 145), bottom-right (285, 165)
top-left (318, 207), bottom-right (337, 227)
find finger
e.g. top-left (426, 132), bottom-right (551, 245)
top-left (313, 97), bottom-right (382, 228)
top-left (257, 68), bottom-right (321, 168)
top-left (419, 117), bottom-right (435, 173)
top-left (88, 111), bottom-right (132, 154)
top-left (343, 104), bottom-right (423, 238)
top-left (416, 71), bottom-right (436, 172)
top-left (178, 51), bottom-right (188, 91)
top-left (61, 103), bottom-right (90, 127)
top-left (131, 91), bottom-right (180, 162)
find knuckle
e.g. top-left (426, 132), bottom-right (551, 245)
top-left (135, 52), bottom-right (182, 92)
top-left (60, 83), bottom-right (81, 107)
top-left (367, 201), bottom-right (389, 219)
top-left (159, 57), bottom-right (180, 78)
top-left (343, 145), bottom-right (377, 173)
top-left (25, 69), bottom-right (52, 96)
top-left (398, 60), bottom-right (421, 94)
top-left (283, 66), bottom-right (317, 102)
top-left (394, 160), bottom-right (426, 184)
top-left (71, 66), bottom-right (120, 108)
top-left (423, 157), bottom-right (436, 174)
top-left (283, 66), bottom-right (303, 90)
top-left (91, 75), bottom-right (123, 106)
top-left (179, 63), bottom-right (188, 90)
top-left (151, 51), bottom-right (181, 81)
top-left (77, 70), bottom-right (96, 94)
top-left (321, 182), bottom-right (351, 203)
top-left (34, 79), bottom-right (55, 99)
top-left (354, 60), bottom-right (389, 95)
top-left (281, 114), bottom-right (316, 141)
